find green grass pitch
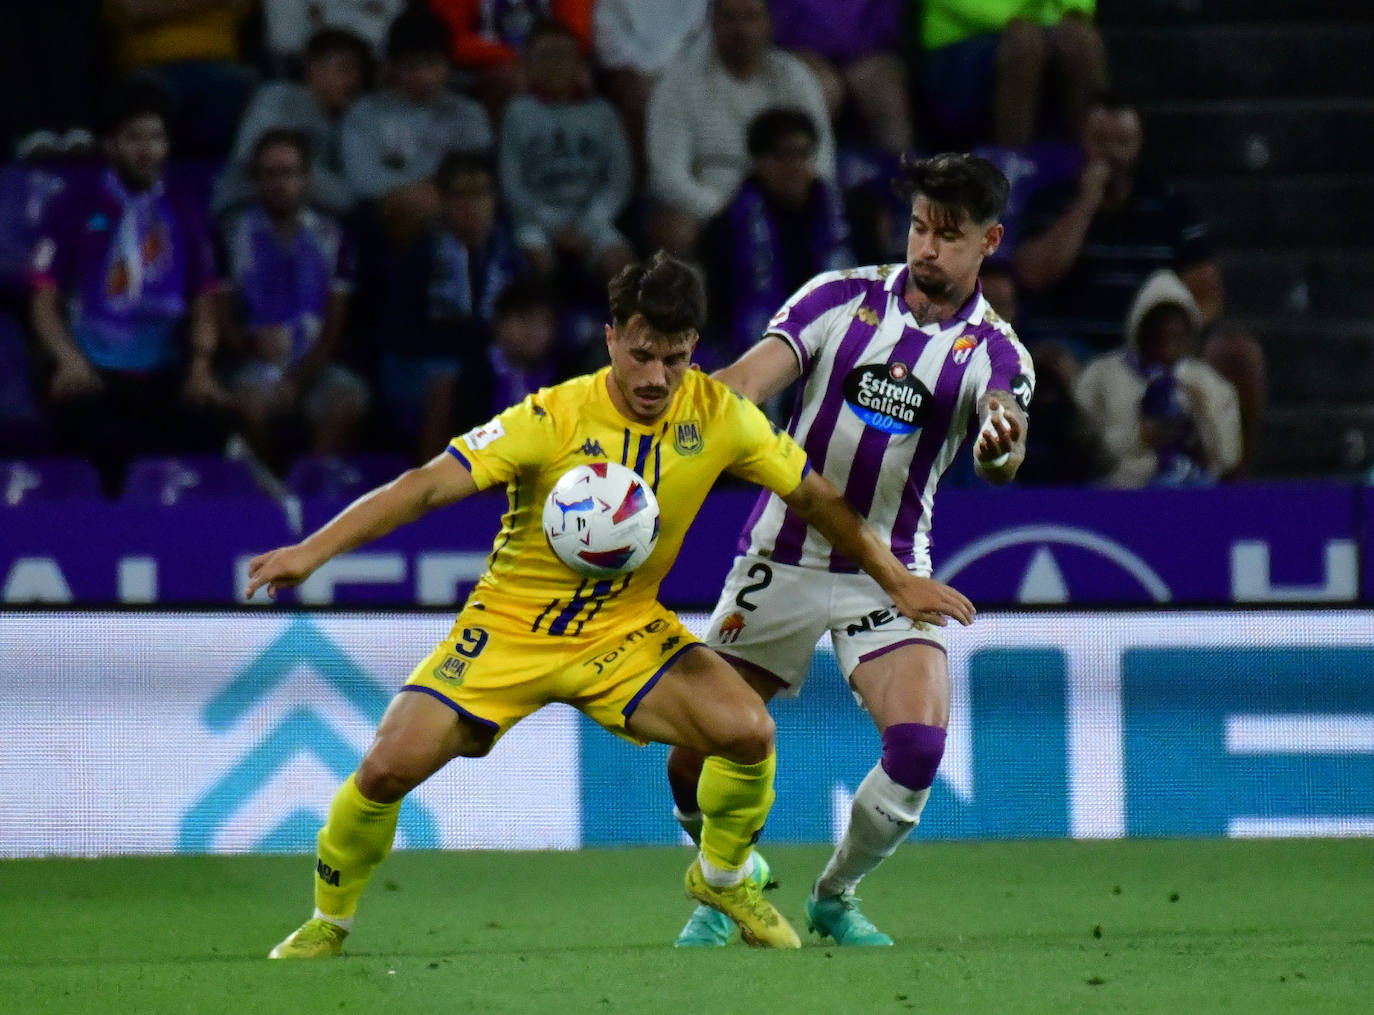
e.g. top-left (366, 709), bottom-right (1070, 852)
top-left (2, 839), bottom-right (1372, 1014)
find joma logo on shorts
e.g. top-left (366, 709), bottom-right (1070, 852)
top-left (584, 618), bottom-right (669, 674)
top-left (316, 859), bottom-right (341, 887)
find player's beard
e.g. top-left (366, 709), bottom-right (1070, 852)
top-left (910, 265), bottom-right (953, 300)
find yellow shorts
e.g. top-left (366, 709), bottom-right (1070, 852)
top-left (401, 600), bottom-right (700, 746)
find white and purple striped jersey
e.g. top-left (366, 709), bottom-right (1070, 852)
top-left (739, 264), bottom-right (1035, 575)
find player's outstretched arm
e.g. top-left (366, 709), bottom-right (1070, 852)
top-left (973, 391), bottom-right (1028, 486)
top-left (244, 451), bottom-right (479, 599)
top-left (781, 470), bottom-right (975, 627)
top-left (711, 335), bottom-right (802, 404)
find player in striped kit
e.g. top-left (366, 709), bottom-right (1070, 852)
top-left (671, 152), bottom-right (1034, 947)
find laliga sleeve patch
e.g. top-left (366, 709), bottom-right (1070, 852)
top-left (1011, 373), bottom-right (1034, 412)
top-left (461, 419), bottom-right (506, 450)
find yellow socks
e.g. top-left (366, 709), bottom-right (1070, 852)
top-left (696, 751), bottom-right (776, 876)
top-left (314, 773), bottom-right (401, 921)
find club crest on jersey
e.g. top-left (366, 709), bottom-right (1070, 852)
top-left (673, 421), bottom-right (703, 456)
top-left (718, 612), bottom-right (746, 644)
top-left (432, 655), bottom-right (468, 684)
top-left (843, 363), bottom-right (932, 436)
top-left (952, 334), bottom-right (979, 365)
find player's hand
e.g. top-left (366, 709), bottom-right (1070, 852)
top-left (891, 575), bottom-right (975, 628)
top-left (975, 396), bottom-right (1021, 464)
top-left (245, 544), bottom-right (318, 600)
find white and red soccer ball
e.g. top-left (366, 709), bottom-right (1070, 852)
top-left (542, 462), bottom-right (660, 577)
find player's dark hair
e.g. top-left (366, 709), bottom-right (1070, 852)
top-left (746, 107), bottom-right (817, 159)
top-left (304, 26), bottom-right (374, 82)
top-left (893, 152), bottom-right (1009, 226)
top-left (608, 251), bottom-right (706, 336)
top-left (99, 75), bottom-right (173, 137)
top-left (386, 5), bottom-right (451, 61)
top-left (251, 129), bottom-right (312, 175)
top-left (435, 149), bottom-right (495, 191)
top-left (494, 276), bottom-right (553, 318)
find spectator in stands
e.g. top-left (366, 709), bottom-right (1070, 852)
top-left (28, 80), bottom-right (231, 495)
top-left (431, 0), bottom-right (592, 118)
top-left (219, 130), bottom-right (369, 473)
top-left (771, 0), bottom-right (914, 154)
top-left (103, 0), bottom-right (257, 159)
top-left (215, 27), bottom-right (374, 219)
top-left (377, 151), bottom-right (527, 461)
top-left (592, 0), bottom-right (710, 173)
top-left (645, 0), bottom-right (835, 256)
top-left (918, 0), bottom-right (1108, 148)
top-left (499, 20), bottom-right (634, 288)
top-left (1013, 94), bottom-right (1266, 468)
top-left (341, 5), bottom-right (494, 245)
top-left (1074, 269), bottom-right (1241, 488)
top-left (460, 277), bottom-right (563, 422)
top-left (699, 108), bottom-right (851, 366)
top-left (261, 0), bottom-right (407, 70)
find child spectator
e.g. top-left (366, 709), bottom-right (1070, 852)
top-left (219, 131), bottom-right (368, 473)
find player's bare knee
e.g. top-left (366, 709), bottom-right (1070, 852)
top-left (354, 754), bottom-right (416, 804)
top-left (717, 707), bottom-right (775, 765)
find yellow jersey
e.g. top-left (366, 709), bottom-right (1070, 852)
top-left (447, 366), bottom-right (809, 637)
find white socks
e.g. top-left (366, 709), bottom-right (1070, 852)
top-left (814, 762), bottom-right (930, 900)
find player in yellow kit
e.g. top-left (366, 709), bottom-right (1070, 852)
top-left (248, 252), bottom-right (975, 957)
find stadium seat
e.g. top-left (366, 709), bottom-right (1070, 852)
top-left (1, 458), bottom-right (103, 505)
top-left (122, 455), bottom-right (264, 505)
top-left (285, 454), bottom-right (408, 500)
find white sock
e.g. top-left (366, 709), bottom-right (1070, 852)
top-left (674, 806), bottom-right (704, 845)
top-left (814, 762), bottom-right (929, 900)
top-left (314, 907), bottom-right (353, 932)
top-left (699, 851), bottom-right (746, 888)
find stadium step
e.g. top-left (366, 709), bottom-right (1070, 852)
top-left (1254, 404), bottom-right (1374, 478)
top-left (1098, 0), bottom-right (1367, 28)
top-left (1219, 248), bottom-right (1374, 322)
top-left (1243, 319), bottom-right (1374, 404)
top-left (1106, 24), bottom-right (1374, 103)
top-left (1169, 175), bottom-right (1374, 248)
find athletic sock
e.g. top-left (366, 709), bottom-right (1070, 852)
top-left (697, 751), bottom-right (776, 880)
top-left (674, 806), bottom-right (704, 845)
top-left (313, 773), bottom-right (402, 921)
top-left (814, 762), bottom-right (929, 899)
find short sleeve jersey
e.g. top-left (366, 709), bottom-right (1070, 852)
top-left (740, 264), bottom-right (1035, 575)
top-left (448, 366), bottom-right (809, 635)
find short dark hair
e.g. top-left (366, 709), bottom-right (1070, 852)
top-left (100, 75), bottom-right (172, 137)
top-left (435, 150), bottom-right (495, 191)
top-left (251, 129), bottom-right (311, 174)
top-left (893, 152), bottom-right (1009, 226)
top-left (305, 26), bottom-right (374, 79)
top-left (746, 107), bottom-right (817, 159)
top-left (494, 277), bottom-right (553, 319)
top-left (607, 251), bottom-right (706, 335)
top-left (386, 6), bottom-right (451, 61)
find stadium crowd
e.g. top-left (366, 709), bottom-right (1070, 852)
top-left (0, 0), bottom-right (1263, 497)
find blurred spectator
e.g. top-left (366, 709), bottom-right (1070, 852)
top-left (219, 130), bottom-right (368, 472)
top-left (918, 0), bottom-right (1107, 148)
top-left (377, 151), bottom-right (527, 461)
top-left (28, 79), bottom-right (232, 495)
top-left (499, 20), bottom-right (633, 288)
top-left (1074, 269), bottom-right (1241, 488)
top-left (772, 0), bottom-right (913, 154)
top-left (430, 0), bottom-right (592, 118)
top-left (462, 277), bottom-right (562, 420)
top-left (103, 0), bottom-right (257, 159)
top-left (1015, 339), bottom-right (1109, 485)
top-left (1012, 94), bottom-right (1266, 467)
top-left (262, 0), bottom-right (407, 68)
top-left (645, 0), bottom-right (835, 256)
top-left (699, 108), bottom-right (851, 365)
top-left (592, 0), bottom-right (710, 172)
top-left (215, 27), bottom-right (374, 219)
top-left (341, 4), bottom-right (494, 245)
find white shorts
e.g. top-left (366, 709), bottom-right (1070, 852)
top-left (703, 553), bottom-right (946, 698)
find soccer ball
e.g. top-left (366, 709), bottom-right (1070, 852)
top-left (542, 461), bottom-right (660, 577)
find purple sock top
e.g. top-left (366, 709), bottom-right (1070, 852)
top-left (880, 722), bottom-right (947, 791)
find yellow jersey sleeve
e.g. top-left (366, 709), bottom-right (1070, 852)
top-left (447, 393), bottom-right (559, 491)
top-left (720, 389), bottom-right (810, 494)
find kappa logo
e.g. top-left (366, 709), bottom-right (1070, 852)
top-left (577, 437), bottom-right (606, 456)
top-left (855, 307), bottom-right (880, 326)
top-left (660, 635), bottom-right (682, 654)
top-left (673, 421), bottom-right (702, 456)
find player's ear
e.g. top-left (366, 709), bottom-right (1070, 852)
top-left (604, 323), bottom-right (616, 348)
top-left (982, 222), bottom-right (1004, 257)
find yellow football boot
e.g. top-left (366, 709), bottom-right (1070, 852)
top-left (267, 917), bottom-right (349, 959)
top-left (684, 858), bottom-right (800, 949)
